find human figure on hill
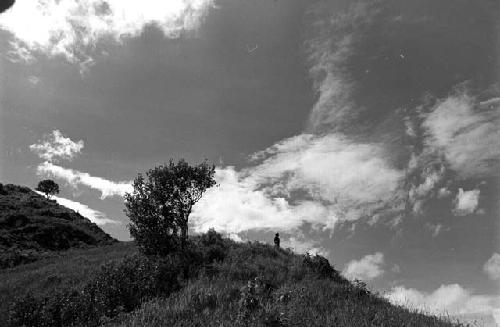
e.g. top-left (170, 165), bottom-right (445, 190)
top-left (274, 233), bottom-right (280, 248)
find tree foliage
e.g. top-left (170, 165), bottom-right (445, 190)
top-left (35, 180), bottom-right (59, 199)
top-left (124, 159), bottom-right (216, 255)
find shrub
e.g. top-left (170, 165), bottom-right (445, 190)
top-left (8, 254), bottom-right (182, 327)
top-left (302, 253), bottom-right (345, 282)
top-left (0, 183), bottom-right (7, 195)
top-left (198, 229), bottom-right (228, 263)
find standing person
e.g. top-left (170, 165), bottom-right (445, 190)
top-left (274, 233), bottom-right (280, 248)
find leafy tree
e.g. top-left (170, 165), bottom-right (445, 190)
top-left (36, 179), bottom-right (59, 199)
top-left (125, 159), bottom-right (216, 255)
top-left (0, 0), bottom-right (15, 14)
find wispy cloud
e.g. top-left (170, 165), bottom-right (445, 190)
top-left (304, 2), bottom-right (375, 132)
top-left (31, 130), bottom-right (132, 199)
top-left (342, 252), bottom-right (385, 281)
top-left (422, 92), bottom-right (500, 178)
top-left (0, 0), bottom-right (215, 64)
top-left (30, 130), bottom-right (83, 162)
top-left (35, 191), bottom-right (117, 225)
top-left (386, 284), bottom-right (500, 321)
top-left (192, 3), bottom-right (405, 236)
top-left (483, 253), bottom-right (500, 281)
top-left (37, 161), bottom-right (132, 199)
top-left (424, 223), bottom-right (445, 238)
top-left (453, 188), bottom-right (480, 216)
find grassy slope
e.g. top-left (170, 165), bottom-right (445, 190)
top-left (106, 241), bottom-right (462, 327)
top-left (0, 183), bottom-right (116, 268)
top-left (0, 232), bottom-right (465, 327)
top-left (0, 242), bottom-right (136, 324)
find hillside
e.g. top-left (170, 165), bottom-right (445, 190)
top-left (1, 230), bottom-right (465, 327)
top-left (0, 183), bottom-right (116, 268)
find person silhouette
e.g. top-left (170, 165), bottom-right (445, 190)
top-left (274, 233), bottom-right (280, 248)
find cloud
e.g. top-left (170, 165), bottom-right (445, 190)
top-left (304, 2), bottom-right (375, 131)
top-left (28, 75), bottom-right (40, 85)
top-left (342, 252), bottom-right (385, 281)
top-left (248, 134), bottom-right (403, 209)
top-left (191, 166), bottom-right (339, 234)
top-left (386, 284), bottom-right (500, 322)
top-left (437, 187), bottom-right (451, 199)
top-left (407, 164), bottom-right (446, 215)
top-left (37, 161), bottom-right (132, 199)
top-left (30, 130), bottom-right (84, 162)
top-left (422, 92), bottom-right (500, 178)
top-left (425, 223), bottom-right (444, 238)
top-left (0, 0), bottom-right (215, 64)
top-left (35, 191), bottom-right (116, 225)
top-left (483, 253), bottom-right (500, 281)
top-left (191, 133), bottom-right (403, 235)
top-left (191, 4), bottom-right (405, 236)
top-left (282, 237), bottom-right (329, 257)
top-left (453, 188), bottom-right (480, 216)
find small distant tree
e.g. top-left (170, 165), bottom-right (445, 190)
top-left (36, 179), bottom-right (59, 199)
top-left (125, 159), bottom-right (216, 255)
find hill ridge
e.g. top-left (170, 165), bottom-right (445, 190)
top-left (0, 183), bottom-right (116, 268)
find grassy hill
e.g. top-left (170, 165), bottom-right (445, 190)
top-left (0, 183), bottom-right (116, 268)
top-left (0, 230), bottom-right (466, 327)
top-left (0, 242), bottom-right (136, 324)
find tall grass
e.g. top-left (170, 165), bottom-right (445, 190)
top-left (3, 231), bottom-right (467, 327)
top-left (0, 242), bottom-right (136, 325)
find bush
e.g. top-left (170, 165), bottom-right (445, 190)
top-left (8, 254), bottom-right (183, 327)
top-left (0, 183), bottom-right (7, 195)
top-left (198, 229), bottom-right (228, 263)
top-left (302, 253), bottom-right (345, 282)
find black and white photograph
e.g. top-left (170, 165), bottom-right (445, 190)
top-left (0, 0), bottom-right (499, 326)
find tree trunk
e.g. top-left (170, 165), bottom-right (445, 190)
top-left (180, 207), bottom-right (191, 250)
top-left (181, 224), bottom-right (187, 249)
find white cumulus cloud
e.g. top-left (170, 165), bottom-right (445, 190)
top-left (0, 0), bottom-right (214, 64)
top-left (191, 133), bottom-right (403, 236)
top-left (191, 166), bottom-right (339, 234)
top-left (386, 284), bottom-right (500, 324)
top-left (453, 188), bottom-right (480, 216)
top-left (30, 130), bottom-right (84, 162)
top-left (483, 253), bottom-right (500, 281)
top-left (342, 252), bottom-right (385, 281)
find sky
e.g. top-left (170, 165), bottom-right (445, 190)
top-left (0, 0), bottom-right (499, 324)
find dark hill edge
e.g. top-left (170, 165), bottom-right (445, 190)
top-left (0, 183), bottom-right (116, 268)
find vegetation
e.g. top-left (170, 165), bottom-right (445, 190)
top-left (0, 183), bottom-right (116, 268)
top-left (3, 230), bottom-right (465, 327)
top-left (0, 242), bottom-right (136, 324)
top-left (125, 159), bottom-right (216, 255)
top-left (35, 179), bottom-right (59, 199)
top-left (0, 169), bottom-right (467, 326)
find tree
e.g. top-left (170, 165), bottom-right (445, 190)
top-left (36, 179), bottom-right (59, 199)
top-left (124, 159), bottom-right (216, 255)
top-left (0, 0), bottom-right (15, 14)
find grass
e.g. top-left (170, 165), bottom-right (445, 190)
top-left (105, 241), bottom-right (464, 327)
top-left (0, 231), bottom-right (467, 327)
top-left (0, 183), bottom-right (116, 268)
top-left (0, 242), bottom-right (136, 325)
